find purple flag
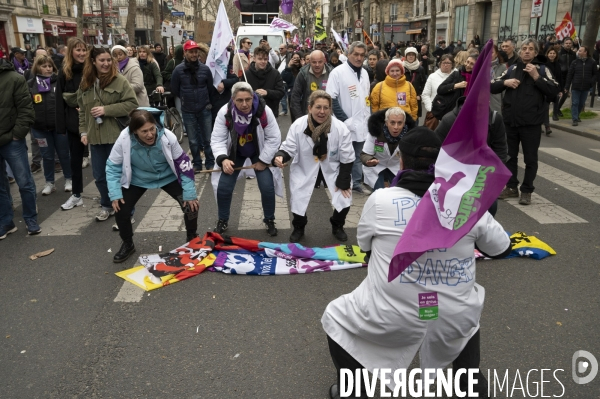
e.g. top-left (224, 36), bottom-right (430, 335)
top-left (281, 0), bottom-right (293, 14)
top-left (387, 40), bottom-right (512, 282)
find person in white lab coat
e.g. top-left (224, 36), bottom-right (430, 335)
top-left (360, 107), bottom-right (416, 190)
top-left (273, 90), bottom-right (354, 243)
top-left (326, 41), bottom-right (371, 194)
top-left (211, 82), bottom-right (282, 237)
top-left (321, 127), bottom-right (512, 399)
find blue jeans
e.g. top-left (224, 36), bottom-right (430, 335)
top-left (351, 141), bottom-right (364, 189)
top-left (571, 89), bottom-right (589, 121)
top-left (182, 109), bottom-right (214, 170)
top-left (217, 153), bottom-right (275, 221)
top-left (0, 139), bottom-right (38, 227)
top-left (31, 128), bottom-right (72, 183)
top-left (374, 168), bottom-right (396, 190)
top-left (280, 82), bottom-right (288, 113)
top-left (90, 143), bottom-right (114, 210)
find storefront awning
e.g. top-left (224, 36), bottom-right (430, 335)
top-left (406, 28), bottom-right (423, 35)
top-left (43, 18), bottom-right (65, 26)
top-left (65, 21), bottom-right (78, 28)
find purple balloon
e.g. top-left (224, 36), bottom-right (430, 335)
top-left (281, 0), bottom-right (293, 14)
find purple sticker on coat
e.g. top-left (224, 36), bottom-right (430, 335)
top-left (173, 152), bottom-right (195, 184)
top-left (418, 292), bottom-right (438, 307)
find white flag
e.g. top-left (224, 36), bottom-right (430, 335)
top-left (108, 33), bottom-right (113, 46)
top-left (98, 30), bottom-right (103, 44)
top-left (207, 1), bottom-right (235, 88)
top-left (331, 28), bottom-right (346, 51)
top-left (267, 17), bottom-right (297, 33)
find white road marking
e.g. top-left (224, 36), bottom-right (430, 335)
top-left (113, 281), bottom-right (145, 302)
top-left (238, 177), bottom-right (290, 230)
top-left (135, 175), bottom-right (208, 232)
top-left (540, 148), bottom-right (600, 174)
top-left (503, 193), bottom-right (587, 224)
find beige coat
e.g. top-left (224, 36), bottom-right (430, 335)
top-left (121, 58), bottom-right (149, 107)
top-left (232, 51), bottom-right (252, 79)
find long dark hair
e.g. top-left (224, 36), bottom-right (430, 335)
top-left (80, 46), bottom-right (118, 91)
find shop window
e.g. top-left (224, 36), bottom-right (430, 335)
top-left (453, 5), bottom-right (468, 42)
top-left (498, 0), bottom-right (522, 42)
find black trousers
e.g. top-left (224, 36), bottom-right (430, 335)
top-left (68, 132), bottom-right (85, 195)
top-left (327, 329), bottom-right (489, 398)
top-left (115, 180), bottom-right (198, 243)
top-left (292, 207), bottom-right (350, 229)
top-left (505, 124), bottom-right (542, 194)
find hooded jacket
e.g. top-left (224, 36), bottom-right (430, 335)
top-left (120, 57), bottom-right (149, 107)
top-left (27, 73), bottom-right (58, 131)
top-left (491, 55), bottom-right (559, 127)
top-left (565, 57), bottom-right (598, 91)
top-left (0, 59), bottom-right (35, 147)
top-left (56, 62), bottom-right (83, 135)
top-left (370, 75), bottom-right (418, 119)
top-left (290, 63), bottom-right (333, 122)
top-left (435, 97), bottom-right (507, 162)
top-left (245, 61), bottom-right (285, 118)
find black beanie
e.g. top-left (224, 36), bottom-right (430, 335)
top-left (399, 127), bottom-right (442, 159)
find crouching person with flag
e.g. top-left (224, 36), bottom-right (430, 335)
top-left (273, 90), bottom-right (354, 243)
top-left (322, 127), bottom-right (512, 398)
top-left (107, 109), bottom-right (199, 263)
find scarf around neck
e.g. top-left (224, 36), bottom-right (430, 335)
top-left (393, 168), bottom-right (436, 196)
top-left (185, 59), bottom-right (199, 85)
top-left (403, 58), bottom-right (420, 71)
top-left (231, 93), bottom-right (260, 137)
top-left (36, 75), bottom-right (52, 93)
top-left (461, 69), bottom-right (473, 96)
top-left (347, 61), bottom-right (362, 81)
top-left (383, 124), bottom-right (407, 144)
top-left (307, 114), bottom-right (332, 160)
top-left (118, 57), bottom-right (129, 73)
top-left (13, 57), bottom-right (29, 75)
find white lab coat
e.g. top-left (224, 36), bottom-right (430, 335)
top-left (210, 103), bottom-right (283, 200)
top-left (361, 134), bottom-right (401, 188)
top-left (326, 62), bottom-right (371, 143)
top-left (279, 115), bottom-right (355, 215)
top-left (321, 186), bottom-right (510, 390)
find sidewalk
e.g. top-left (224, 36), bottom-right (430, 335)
top-left (549, 94), bottom-right (600, 140)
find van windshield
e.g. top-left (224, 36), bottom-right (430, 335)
top-left (236, 35), bottom-right (284, 52)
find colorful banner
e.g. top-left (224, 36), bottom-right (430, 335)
top-left (555, 12), bottom-right (577, 41)
top-left (388, 40), bottom-right (512, 282)
top-left (268, 17), bottom-right (297, 33)
top-left (331, 27), bottom-right (347, 51)
top-left (343, 31), bottom-right (349, 48)
top-left (305, 37), bottom-right (312, 48)
top-left (281, 0), bottom-right (293, 14)
top-left (314, 6), bottom-right (327, 41)
top-left (207, 1), bottom-right (234, 88)
top-left (293, 33), bottom-right (299, 46)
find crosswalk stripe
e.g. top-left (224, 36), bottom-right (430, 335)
top-left (522, 159), bottom-right (600, 205)
top-left (135, 175), bottom-right (209, 232)
top-left (39, 181), bottom-right (101, 235)
top-left (324, 190), bottom-right (369, 228)
top-left (238, 177), bottom-right (291, 230)
top-left (539, 148), bottom-right (600, 174)
top-left (113, 280), bottom-right (145, 302)
top-left (588, 149), bottom-right (600, 156)
top-left (503, 193), bottom-right (587, 224)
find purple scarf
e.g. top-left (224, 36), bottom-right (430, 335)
top-left (118, 58), bottom-right (129, 73)
top-left (36, 75), bottom-right (51, 93)
top-left (461, 70), bottom-right (473, 96)
top-left (13, 57), bottom-right (29, 75)
top-left (231, 94), bottom-right (260, 137)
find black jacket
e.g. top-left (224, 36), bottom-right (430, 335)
top-left (245, 62), bottom-right (285, 118)
top-left (437, 68), bottom-right (469, 97)
top-left (52, 54), bottom-right (64, 72)
top-left (558, 48), bottom-right (577, 75)
top-left (545, 58), bottom-right (563, 90)
top-left (55, 62), bottom-right (83, 135)
top-left (209, 57), bottom-right (239, 122)
top-left (27, 74), bottom-right (58, 131)
top-left (435, 97), bottom-right (507, 162)
top-left (0, 60), bottom-right (35, 147)
top-left (491, 56), bottom-right (560, 127)
top-left (404, 66), bottom-right (427, 95)
top-left (289, 63), bottom-right (332, 122)
top-left (153, 51), bottom-right (167, 71)
top-left (565, 58), bottom-right (598, 91)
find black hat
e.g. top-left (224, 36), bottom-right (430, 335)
top-left (399, 127), bottom-right (441, 159)
top-left (11, 47), bottom-right (26, 54)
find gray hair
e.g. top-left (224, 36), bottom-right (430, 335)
top-left (385, 107), bottom-right (406, 122)
top-left (519, 38), bottom-right (539, 54)
top-left (502, 38), bottom-right (515, 48)
top-left (348, 41), bottom-right (367, 55)
top-left (232, 81), bottom-right (253, 98)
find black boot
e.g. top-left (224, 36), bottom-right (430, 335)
top-left (187, 232), bottom-right (199, 242)
top-left (330, 211), bottom-right (349, 242)
top-left (113, 241), bottom-right (136, 263)
top-left (289, 226), bottom-right (305, 242)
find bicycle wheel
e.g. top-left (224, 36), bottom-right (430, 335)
top-left (169, 107), bottom-right (184, 143)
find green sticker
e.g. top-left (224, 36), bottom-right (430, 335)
top-left (374, 145), bottom-right (384, 153)
top-left (419, 306), bottom-right (438, 320)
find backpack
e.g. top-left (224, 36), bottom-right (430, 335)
top-left (506, 64), bottom-right (553, 103)
top-left (431, 89), bottom-right (461, 120)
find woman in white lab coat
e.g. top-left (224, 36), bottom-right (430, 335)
top-left (273, 90), bottom-right (355, 243)
top-left (360, 107), bottom-right (416, 190)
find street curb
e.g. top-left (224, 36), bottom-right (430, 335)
top-left (549, 122), bottom-right (600, 141)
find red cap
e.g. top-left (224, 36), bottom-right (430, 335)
top-left (183, 40), bottom-right (200, 51)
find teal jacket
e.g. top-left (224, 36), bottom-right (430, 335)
top-left (106, 125), bottom-right (196, 201)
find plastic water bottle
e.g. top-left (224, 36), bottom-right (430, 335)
top-left (95, 116), bottom-right (103, 124)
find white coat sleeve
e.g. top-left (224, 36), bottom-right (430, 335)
top-left (259, 107), bottom-right (282, 165)
top-left (279, 122), bottom-right (300, 159)
top-left (362, 134), bottom-right (376, 156)
top-left (357, 193), bottom-right (378, 251)
top-left (326, 69), bottom-right (340, 100)
top-left (210, 106), bottom-right (230, 159)
top-left (474, 212), bottom-right (511, 256)
top-left (421, 76), bottom-right (434, 113)
top-left (337, 120), bottom-right (355, 164)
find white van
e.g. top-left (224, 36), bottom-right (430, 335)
top-left (235, 25), bottom-right (286, 52)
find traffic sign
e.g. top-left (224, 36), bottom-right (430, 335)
top-left (355, 19), bottom-right (363, 29)
top-left (347, 28), bottom-right (353, 33)
top-left (167, 1), bottom-right (173, 10)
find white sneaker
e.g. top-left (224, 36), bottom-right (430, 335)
top-left (61, 194), bottom-right (83, 210)
top-left (112, 217), bottom-right (135, 231)
top-left (95, 208), bottom-right (115, 221)
top-left (64, 179), bottom-right (72, 192)
top-left (82, 157), bottom-right (89, 168)
top-left (42, 182), bottom-right (56, 196)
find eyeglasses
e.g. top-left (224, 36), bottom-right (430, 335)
top-left (244, 42), bottom-right (252, 45)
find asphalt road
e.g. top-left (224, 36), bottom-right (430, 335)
top-left (1, 115), bottom-right (599, 399)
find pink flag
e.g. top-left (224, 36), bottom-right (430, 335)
top-left (293, 33), bottom-right (299, 45)
top-left (387, 40), bottom-right (512, 282)
top-left (305, 37), bottom-right (312, 48)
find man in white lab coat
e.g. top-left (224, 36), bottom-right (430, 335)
top-left (326, 41), bottom-right (371, 194)
top-left (321, 127), bottom-right (512, 398)
top-left (273, 90), bottom-right (354, 242)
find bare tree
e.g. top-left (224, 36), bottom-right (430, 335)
top-left (76, 0), bottom-right (84, 40)
top-left (378, 0), bottom-right (385, 44)
top-left (326, 0), bottom-right (334, 39)
top-left (363, 0), bottom-right (370, 43)
top-left (125, 0), bottom-right (137, 45)
top-left (153, 0), bottom-right (161, 44)
top-left (582, 0), bottom-right (600, 52)
top-left (429, 0), bottom-right (436, 46)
